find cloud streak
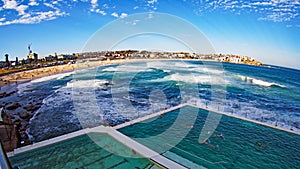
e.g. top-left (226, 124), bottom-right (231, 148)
top-left (0, 0), bottom-right (299, 26)
top-left (0, 10), bottom-right (66, 26)
top-left (195, 0), bottom-right (300, 22)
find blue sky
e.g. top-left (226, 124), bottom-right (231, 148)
top-left (0, 0), bottom-right (299, 69)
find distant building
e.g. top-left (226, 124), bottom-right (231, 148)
top-left (27, 53), bottom-right (38, 62)
top-left (5, 54), bottom-right (9, 67)
top-left (45, 55), bottom-right (54, 61)
top-left (15, 57), bottom-right (19, 66)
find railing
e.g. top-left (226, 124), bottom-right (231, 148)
top-left (0, 142), bottom-right (12, 169)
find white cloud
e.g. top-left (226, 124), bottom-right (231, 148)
top-left (2, 0), bottom-right (28, 15)
top-left (110, 12), bottom-right (127, 18)
top-left (28, 0), bottom-right (39, 6)
top-left (2, 0), bottom-right (17, 9)
top-left (133, 6), bottom-right (139, 10)
top-left (95, 9), bottom-right (106, 15)
top-left (0, 17), bottom-right (5, 22)
top-left (111, 12), bottom-right (118, 18)
top-left (0, 10), bottom-right (66, 26)
top-left (44, 2), bottom-right (55, 9)
top-left (197, 0), bottom-right (299, 23)
top-left (252, 2), bottom-right (273, 6)
top-left (16, 5), bottom-right (28, 15)
top-left (146, 0), bottom-right (158, 11)
top-left (119, 13), bottom-right (128, 18)
top-left (147, 0), bottom-right (158, 5)
top-left (103, 4), bottom-right (108, 9)
top-left (91, 0), bottom-right (98, 10)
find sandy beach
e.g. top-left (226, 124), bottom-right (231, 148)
top-left (0, 59), bottom-right (155, 88)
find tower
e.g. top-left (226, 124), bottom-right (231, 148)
top-left (28, 44), bottom-right (32, 54)
top-left (5, 54), bottom-right (9, 67)
top-left (15, 57), bottom-right (19, 66)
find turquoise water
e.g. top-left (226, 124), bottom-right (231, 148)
top-left (14, 60), bottom-right (299, 167)
top-left (119, 106), bottom-right (300, 169)
top-left (9, 133), bottom-right (162, 169)
top-left (25, 60), bottom-right (300, 142)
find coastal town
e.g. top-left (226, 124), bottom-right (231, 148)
top-left (0, 49), bottom-right (263, 76)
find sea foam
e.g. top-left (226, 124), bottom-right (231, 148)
top-left (237, 75), bottom-right (285, 88)
top-left (66, 79), bottom-right (110, 88)
top-left (31, 72), bottom-right (74, 83)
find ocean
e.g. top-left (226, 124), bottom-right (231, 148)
top-left (18, 60), bottom-right (300, 142)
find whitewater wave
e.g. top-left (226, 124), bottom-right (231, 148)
top-left (188, 97), bottom-right (300, 133)
top-left (151, 73), bottom-right (227, 85)
top-left (66, 79), bottom-right (110, 88)
top-left (146, 61), bottom-right (224, 75)
top-left (31, 72), bottom-right (74, 83)
top-left (103, 64), bottom-right (153, 72)
top-left (236, 75), bottom-right (285, 88)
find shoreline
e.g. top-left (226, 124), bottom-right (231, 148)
top-left (0, 58), bottom-right (261, 88)
top-left (0, 58), bottom-right (298, 150)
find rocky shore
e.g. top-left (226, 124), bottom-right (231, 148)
top-left (0, 84), bottom-right (46, 146)
top-left (0, 59), bottom-right (136, 148)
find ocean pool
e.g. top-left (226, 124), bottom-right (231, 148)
top-left (118, 106), bottom-right (300, 169)
top-left (9, 133), bottom-right (162, 169)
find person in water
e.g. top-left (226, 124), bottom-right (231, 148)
top-left (255, 141), bottom-right (269, 149)
top-left (256, 141), bottom-right (264, 147)
top-left (203, 138), bottom-right (215, 148)
top-left (215, 133), bottom-right (224, 139)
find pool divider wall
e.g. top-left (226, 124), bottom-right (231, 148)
top-left (113, 101), bottom-right (300, 136)
top-left (186, 102), bottom-right (300, 136)
top-left (113, 103), bottom-right (190, 130)
top-left (7, 125), bottom-right (187, 169)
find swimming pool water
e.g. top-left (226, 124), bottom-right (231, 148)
top-left (9, 133), bottom-right (162, 169)
top-left (118, 106), bottom-right (300, 169)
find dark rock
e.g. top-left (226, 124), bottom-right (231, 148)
top-left (0, 92), bottom-right (7, 98)
top-left (104, 82), bottom-right (113, 86)
top-left (19, 112), bottom-right (32, 120)
top-left (6, 102), bottom-right (21, 110)
top-left (23, 105), bottom-right (41, 112)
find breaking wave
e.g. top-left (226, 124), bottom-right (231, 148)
top-left (236, 75), bottom-right (285, 88)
